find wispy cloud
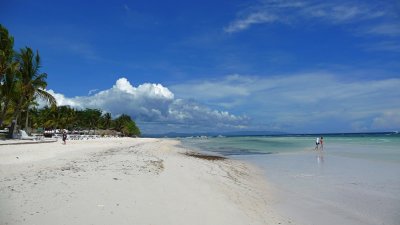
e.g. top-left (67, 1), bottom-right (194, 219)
top-left (372, 111), bottom-right (400, 130)
top-left (88, 89), bottom-right (99, 95)
top-left (171, 73), bottom-right (400, 132)
top-left (224, 0), bottom-right (302, 33)
top-left (224, 12), bottom-right (279, 33)
top-left (364, 23), bottom-right (400, 36)
top-left (121, 3), bottom-right (158, 29)
top-left (363, 41), bottom-right (400, 53)
top-left (303, 3), bottom-right (386, 23)
top-left (224, 0), bottom-right (391, 33)
top-left (123, 4), bottom-right (131, 13)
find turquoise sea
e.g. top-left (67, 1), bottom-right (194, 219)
top-left (180, 133), bottom-right (400, 225)
top-left (180, 133), bottom-right (400, 162)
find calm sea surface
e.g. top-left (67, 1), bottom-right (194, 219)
top-left (180, 133), bottom-right (400, 162)
top-left (179, 133), bottom-right (400, 225)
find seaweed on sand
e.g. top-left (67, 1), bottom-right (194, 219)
top-left (182, 152), bottom-right (226, 161)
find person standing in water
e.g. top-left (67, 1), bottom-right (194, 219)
top-left (320, 137), bottom-right (324, 150)
top-left (315, 137), bottom-right (320, 150)
top-left (62, 130), bottom-right (67, 145)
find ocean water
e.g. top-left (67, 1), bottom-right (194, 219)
top-left (180, 133), bottom-right (400, 225)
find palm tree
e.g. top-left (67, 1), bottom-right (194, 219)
top-left (55, 105), bottom-right (76, 130)
top-left (9, 47), bottom-right (56, 137)
top-left (103, 112), bottom-right (112, 129)
top-left (113, 114), bottom-right (129, 132)
top-left (65, 106), bottom-right (77, 130)
top-left (0, 24), bottom-right (14, 81)
top-left (28, 107), bottom-right (41, 129)
top-left (43, 105), bottom-right (61, 130)
top-left (0, 62), bottom-right (19, 127)
top-left (112, 114), bottom-right (140, 136)
top-left (82, 108), bottom-right (102, 134)
top-left (0, 24), bottom-right (17, 127)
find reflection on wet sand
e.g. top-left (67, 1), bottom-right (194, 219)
top-left (316, 151), bottom-right (324, 165)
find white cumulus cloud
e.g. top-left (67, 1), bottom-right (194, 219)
top-left (46, 77), bottom-right (248, 133)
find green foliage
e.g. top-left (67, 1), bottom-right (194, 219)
top-left (81, 108), bottom-right (102, 129)
top-left (28, 106), bottom-right (141, 136)
top-left (113, 114), bottom-right (141, 136)
top-left (0, 24), bottom-right (17, 127)
top-left (102, 112), bottom-right (112, 129)
top-left (125, 121), bottom-right (141, 136)
top-left (0, 24), bottom-right (15, 79)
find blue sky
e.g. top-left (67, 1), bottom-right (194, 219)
top-left (2, 0), bottom-right (400, 134)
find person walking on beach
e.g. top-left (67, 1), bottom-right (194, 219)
top-left (62, 130), bottom-right (67, 145)
top-left (315, 137), bottom-right (320, 150)
top-left (320, 137), bottom-right (324, 150)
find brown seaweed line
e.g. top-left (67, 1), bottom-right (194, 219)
top-left (182, 152), bottom-right (226, 161)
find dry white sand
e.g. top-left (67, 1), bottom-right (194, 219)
top-left (0, 138), bottom-right (292, 225)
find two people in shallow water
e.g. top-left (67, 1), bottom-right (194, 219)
top-left (315, 136), bottom-right (324, 150)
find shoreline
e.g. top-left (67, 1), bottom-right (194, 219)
top-left (0, 138), bottom-right (291, 225)
top-left (178, 135), bottom-right (400, 225)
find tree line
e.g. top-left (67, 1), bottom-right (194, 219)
top-left (30, 106), bottom-right (141, 136)
top-left (0, 24), bottom-right (140, 137)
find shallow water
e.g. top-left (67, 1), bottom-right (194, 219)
top-left (180, 134), bottom-right (400, 225)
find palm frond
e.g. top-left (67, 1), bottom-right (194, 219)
top-left (36, 89), bottom-right (57, 106)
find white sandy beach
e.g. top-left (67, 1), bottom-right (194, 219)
top-left (0, 138), bottom-right (291, 225)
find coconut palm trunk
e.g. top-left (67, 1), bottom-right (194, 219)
top-left (0, 98), bottom-right (10, 126)
top-left (7, 95), bottom-right (23, 137)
